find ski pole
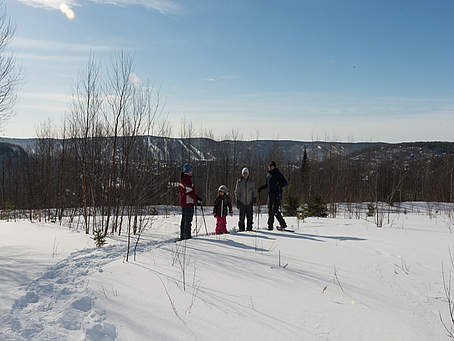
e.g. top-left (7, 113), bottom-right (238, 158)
top-left (194, 204), bottom-right (199, 236)
top-left (257, 191), bottom-right (261, 230)
top-left (200, 204), bottom-right (209, 235)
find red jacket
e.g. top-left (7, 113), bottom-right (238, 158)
top-left (179, 173), bottom-right (198, 208)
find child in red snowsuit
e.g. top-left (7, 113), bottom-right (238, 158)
top-left (213, 185), bottom-right (233, 234)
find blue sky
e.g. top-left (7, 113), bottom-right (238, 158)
top-left (3, 0), bottom-right (454, 141)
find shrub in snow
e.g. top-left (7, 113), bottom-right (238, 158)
top-left (367, 203), bottom-right (375, 217)
top-left (302, 195), bottom-right (328, 218)
top-left (92, 229), bottom-right (107, 248)
top-left (0, 211), bottom-right (10, 220)
top-left (283, 194), bottom-right (300, 216)
top-left (0, 200), bottom-right (15, 220)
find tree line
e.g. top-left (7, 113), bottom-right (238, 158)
top-left (1, 54), bottom-right (454, 237)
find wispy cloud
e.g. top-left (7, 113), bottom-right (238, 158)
top-left (12, 37), bottom-right (115, 53)
top-left (17, 0), bottom-right (78, 19)
top-left (165, 105), bottom-right (454, 143)
top-left (15, 53), bottom-right (88, 63)
top-left (15, 91), bottom-right (71, 115)
top-left (16, 0), bottom-right (76, 10)
top-left (19, 91), bottom-right (72, 103)
top-left (165, 91), bottom-right (454, 141)
top-left (90, 0), bottom-right (179, 13)
top-left (12, 38), bottom-right (117, 64)
top-left (16, 0), bottom-right (179, 19)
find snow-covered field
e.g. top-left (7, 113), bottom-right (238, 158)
top-left (1, 204), bottom-right (454, 340)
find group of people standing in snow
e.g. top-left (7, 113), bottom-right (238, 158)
top-left (178, 161), bottom-right (288, 240)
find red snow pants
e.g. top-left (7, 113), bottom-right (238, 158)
top-left (216, 216), bottom-right (227, 234)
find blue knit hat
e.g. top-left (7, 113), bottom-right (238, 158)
top-left (183, 163), bottom-right (193, 173)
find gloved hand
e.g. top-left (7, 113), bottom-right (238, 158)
top-left (196, 197), bottom-right (203, 205)
top-left (236, 200), bottom-right (241, 209)
top-left (229, 212), bottom-right (233, 217)
top-left (213, 213), bottom-right (216, 218)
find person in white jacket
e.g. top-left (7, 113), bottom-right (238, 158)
top-left (234, 168), bottom-right (257, 231)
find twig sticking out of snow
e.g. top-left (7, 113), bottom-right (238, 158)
top-left (334, 266), bottom-right (345, 295)
top-left (440, 249), bottom-right (454, 339)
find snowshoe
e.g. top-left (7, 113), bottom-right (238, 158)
top-left (278, 227), bottom-right (295, 232)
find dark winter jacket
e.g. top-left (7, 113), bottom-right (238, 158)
top-left (235, 177), bottom-right (257, 206)
top-left (258, 168), bottom-right (288, 201)
top-left (179, 172), bottom-right (198, 208)
top-left (213, 194), bottom-right (233, 218)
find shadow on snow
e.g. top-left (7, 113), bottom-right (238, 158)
top-left (256, 230), bottom-right (367, 242)
top-left (194, 237), bottom-right (269, 253)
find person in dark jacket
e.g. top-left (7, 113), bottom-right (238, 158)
top-left (179, 163), bottom-right (202, 240)
top-left (234, 167), bottom-right (256, 231)
top-left (258, 161), bottom-right (288, 230)
top-left (213, 185), bottom-right (233, 234)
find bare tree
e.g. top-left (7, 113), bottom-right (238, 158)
top-left (0, 4), bottom-right (19, 130)
top-left (103, 52), bottom-right (134, 235)
top-left (68, 54), bottom-right (103, 234)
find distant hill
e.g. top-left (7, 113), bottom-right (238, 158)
top-left (1, 137), bottom-right (453, 164)
top-left (0, 138), bottom-right (38, 152)
top-left (349, 142), bottom-right (454, 163)
top-left (0, 142), bottom-right (27, 166)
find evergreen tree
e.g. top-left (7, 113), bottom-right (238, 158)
top-left (93, 229), bottom-right (107, 248)
top-left (302, 195), bottom-right (328, 218)
top-left (283, 193), bottom-right (300, 216)
top-left (300, 146), bottom-right (310, 202)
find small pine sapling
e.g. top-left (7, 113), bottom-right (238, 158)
top-left (367, 203), bottom-right (375, 217)
top-left (93, 229), bottom-right (107, 248)
top-left (283, 193), bottom-right (300, 216)
top-left (302, 195), bottom-right (328, 218)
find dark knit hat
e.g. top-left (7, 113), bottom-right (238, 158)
top-left (269, 161), bottom-right (277, 168)
top-left (218, 185), bottom-right (229, 194)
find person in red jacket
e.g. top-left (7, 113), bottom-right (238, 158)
top-left (213, 185), bottom-right (233, 234)
top-left (179, 163), bottom-right (201, 240)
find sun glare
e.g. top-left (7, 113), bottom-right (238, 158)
top-left (59, 3), bottom-right (75, 20)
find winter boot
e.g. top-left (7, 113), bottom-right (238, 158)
top-left (277, 223), bottom-right (288, 231)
